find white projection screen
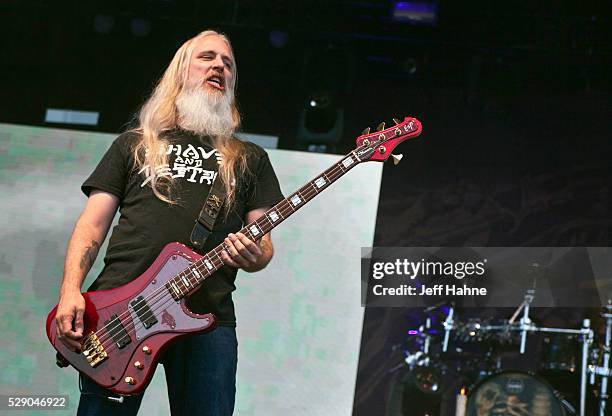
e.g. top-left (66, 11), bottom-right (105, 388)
top-left (0, 123), bottom-right (382, 415)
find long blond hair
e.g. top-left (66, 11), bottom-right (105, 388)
top-left (132, 30), bottom-right (248, 209)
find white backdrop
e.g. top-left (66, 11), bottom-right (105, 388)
top-left (0, 123), bottom-right (382, 415)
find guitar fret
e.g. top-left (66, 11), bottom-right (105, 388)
top-left (267, 209), bottom-right (281, 223)
top-left (249, 223), bottom-right (261, 237)
top-left (260, 214), bottom-right (273, 228)
top-left (166, 283), bottom-right (178, 300)
top-left (216, 249), bottom-right (225, 263)
top-left (276, 207), bottom-right (286, 218)
top-left (181, 274), bottom-right (191, 288)
top-left (278, 201), bottom-right (291, 215)
top-left (289, 193), bottom-right (302, 208)
top-left (297, 186), bottom-right (312, 200)
top-left (314, 176), bottom-right (326, 190)
top-left (204, 258), bottom-right (214, 270)
top-left (171, 281), bottom-right (181, 297)
top-left (214, 248), bottom-right (224, 263)
top-left (329, 165), bottom-right (343, 181)
top-left (343, 155), bottom-right (355, 167)
top-left (255, 218), bottom-right (270, 235)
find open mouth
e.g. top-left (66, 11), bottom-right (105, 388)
top-left (205, 75), bottom-right (225, 91)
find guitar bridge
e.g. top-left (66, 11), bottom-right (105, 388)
top-left (81, 333), bottom-right (108, 368)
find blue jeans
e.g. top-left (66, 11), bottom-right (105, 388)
top-left (77, 326), bottom-right (238, 416)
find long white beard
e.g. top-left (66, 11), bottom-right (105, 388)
top-left (175, 84), bottom-right (235, 137)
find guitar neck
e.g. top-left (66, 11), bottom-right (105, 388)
top-left (165, 150), bottom-right (364, 300)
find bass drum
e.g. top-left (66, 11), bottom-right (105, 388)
top-left (466, 372), bottom-right (567, 416)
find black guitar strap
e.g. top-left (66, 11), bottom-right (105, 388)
top-left (190, 174), bottom-right (227, 251)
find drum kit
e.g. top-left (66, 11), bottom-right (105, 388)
top-left (395, 292), bottom-right (612, 416)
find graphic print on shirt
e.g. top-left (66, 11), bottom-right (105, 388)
top-left (139, 143), bottom-right (222, 187)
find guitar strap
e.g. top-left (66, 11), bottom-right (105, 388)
top-left (190, 174), bottom-right (227, 252)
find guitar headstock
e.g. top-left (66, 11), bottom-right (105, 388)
top-left (354, 117), bottom-right (422, 164)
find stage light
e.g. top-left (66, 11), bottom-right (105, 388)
top-left (130, 18), bottom-right (151, 37)
top-left (93, 14), bottom-right (114, 35)
top-left (391, 1), bottom-right (438, 26)
top-left (296, 91), bottom-right (344, 153)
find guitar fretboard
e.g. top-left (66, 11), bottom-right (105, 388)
top-left (165, 150), bottom-right (365, 300)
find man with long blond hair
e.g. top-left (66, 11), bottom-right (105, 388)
top-left (54, 30), bottom-right (284, 415)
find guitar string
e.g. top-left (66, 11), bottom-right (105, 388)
top-left (86, 121), bottom-right (419, 356)
top-left (93, 157), bottom-right (351, 353)
top-left (94, 171), bottom-right (338, 355)
top-left (91, 125), bottom-right (419, 355)
top-left (92, 199), bottom-right (296, 354)
top-left (90, 158), bottom-right (354, 355)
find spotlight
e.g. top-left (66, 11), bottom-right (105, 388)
top-left (93, 14), bottom-right (114, 34)
top-left (130, 18), bottom-right (151, 37)
top-left (391, 1), bottom-right (439, 26)
top-left (296, 91), bottom-right (344, 153)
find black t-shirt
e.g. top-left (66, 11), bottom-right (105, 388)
top-left (82, 129), bottom-right (284, 326)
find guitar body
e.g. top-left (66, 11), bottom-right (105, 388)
top-left (45, 242), bottom-right (217, 395)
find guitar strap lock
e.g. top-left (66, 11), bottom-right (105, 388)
top-left (190, 175), bottom-right (227, 251)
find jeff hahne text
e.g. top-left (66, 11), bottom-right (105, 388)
top-left (370, 258), bottom-right (488, 297)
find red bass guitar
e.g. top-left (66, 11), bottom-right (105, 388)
top-left (45, 116), bottom-right (423, 395)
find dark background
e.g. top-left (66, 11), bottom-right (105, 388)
top-left (2, 1), bottom-right (611, 414)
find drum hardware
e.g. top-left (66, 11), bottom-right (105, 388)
top-left (587, 300), bottom-right (611, 416)
top-left (502, 286), bottom-right (595, 416)
top-left (404, 350), bottom-right (429, 370)
top-left (404, 317), bottom-right (436, 370)
top-left (397, 287), bottom-right (612, 416)
top-left (443, 306), bottom-right (454, 352)
top-left (405, 296), bottom-right (599, 415)
top-left (424, 317), bottom-right (432, 357)
top-left (508, 286), bottom-right (536, 354)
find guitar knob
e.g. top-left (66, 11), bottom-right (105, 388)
top-left (142, 346), bottom-right (152, 355)
top-left (361, 127), bottom-right (371, 135)
top-left (125, 376), bottom-right (136, 385)
top-left (377, 122), bottom-right (386, 131)
top-left (134, 361), bottom-right (144, 369)
top-left (393, 118), bottom-right (401, 125)
top-left (391, 154), bottom-right (403, 165)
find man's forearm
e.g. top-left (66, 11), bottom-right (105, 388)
top-left (60, 219), bottom-right (105, 295)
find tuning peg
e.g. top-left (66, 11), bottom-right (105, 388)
top-left (361, 127), bottom-right (371, 135)
top-left (391, 154), bottom-right (403, 165)
top-left (377, 122), bottom-right (386, 131)
top-left (393, 118), bottom-right (401, 125)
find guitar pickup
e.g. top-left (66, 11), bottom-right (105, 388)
top-left (104, 314), bottom-right (131, 349)
top-left (130, 296), bottom-right (158, 329)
